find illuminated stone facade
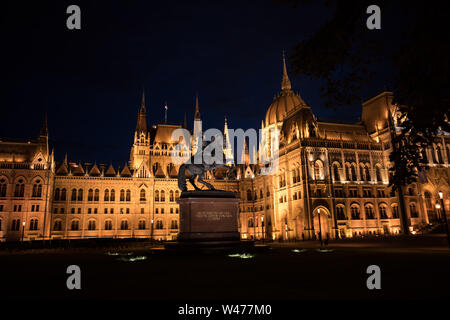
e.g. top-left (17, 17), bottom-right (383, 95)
top-left (0, 59), bottom-right (449, 242)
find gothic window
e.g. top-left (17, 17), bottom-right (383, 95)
top-left (71, 220), bottom-right (79, 230)
top-left (360, 165), bottom-right (365, 181)
top-left (409, 203), bottom-right (418, 218)
top-left (78, 189), bottom-right (83, 201)
top-left (138, 220), bottom-right (146, 230)
top-left (365, 166), bottom-right (371, 181)
top-left (61, 188), bottom-right (67, 201)
top-left (314, 161), bottom-right (323, 180)
top-left (345, 164), bottom-right (351, 181)
top-left (437, 145), bottom-right (444, 164)
top-left (392, 205), bottom-right (399, 218)
top-left (32, 180), bottom-right (42, 198)
top-left (54, 189), bottom-right (61, 201)
top-left (120, 189), bottom-right (125, 202)
top-left (120, 220), bottom-right (128, 230)
top-left (156, 220), bottom-right (163, 229)
top-left (126, 189), bottom-right (131, 201)
top-left (53, 220), bottom-right (62, 231)
top-left (376, 166), bottom-right (382, 182)
top-left (110, 189), bottom-right (115, 201)
top-left (333, 165), bottom-right (340, 182)
top-left (88, 189), bottom-right (93, 201)
top-left (169, 190), bottom-right (174, 202)
top-left (170, 220), bottom-right (178, 229)
top-left (105, 220), bottom-right (112, 230)
top-left (175, 190), bottom-right (179, 201)
top-left (154, 190), bottom-right (159, 202)
top-left (29, 219), bottom-right (38, 230)
top-left (161, 190), bottom-right (165, 202)
top-left (336, 206), bottom-right (346, 220)
top-left (247, 189), bottom-right (253, 201)
top-left (94, 189), bottom-right (100, 201)
top-left (14, 179), bottom-right (25, 197)
top-left (88, 220), bottom-right (96, 230)
top-left (11, 219), bottom-right (21, 231)
top-left (431, 146), bottom-right (437, 163)
top-left (351, 165), bottom-right (357, 181)
top-left (248, 218), bottom-right (254, 228)
top-left (365, 205), bottom-right (374, 219)
top-left (1, 179), bottom-right (8, 197)
top-left (140, 189), bottom-right (146, 201)
top-left (71, 189), bottom-right (77, 201)
top-left (260, 189), bottom-right (263, 198)
top-left (351, 206), bottom-right (360, 219)
top-left (104, 189), bottom-right (109, 202)
top-left (379, 205), bottom-right (388, 219)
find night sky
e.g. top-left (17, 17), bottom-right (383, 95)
top-left (1, 1), bottom-right (392, 164)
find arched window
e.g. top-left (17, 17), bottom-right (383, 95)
top-left (14, 179), bottom-right (25, 197)
top-left (140, 189), bottom-right (146, 201)
top-left (365, 166), bottom-right (371, 182)
top-left (53, 220), bottom-right (62, 231)
top-left (138, 220), bottom-right (146, 230)
top-left (160, 190), bottom-right (165, 202)
top-left (376, 166), bottom-right (382, 182)
top-left (170, 220), bottom-right (178, 229)
top-left (105, 220), bottom-right (113, 230)
top-left (110, 189), bottom-right (115, 201)
top-left (156, 220), bottom-right (163, 229)
top-left (266, 188), bottom-right (270, 197)
top-left (169, 190), bottom-right (174, 202)
top-left (409, 203), bottom-right (418, 218)
top-left (120, 220), bottom-right (128, 230)
top-left (88, 220), bottom-right (96, 230)
top-left (247, 189), bottom-right (253, 201)
top-left (126, 189), bottom-right (131, 201)
top-left (88, 189), bottom-right (94, 201)
top-left (94, 189), bottom-right (99, 201)
top-left (351, 165), bottom-right (357, 181)
top-left (437, 145), bottom-right (444, 164)
top-left (351, 206), bottom-right (360, 219)
top-left (29, 219), bottom-right (38, 230)
top-left (32, 180), bottom-right (42, 197)
top-left (71, 220), bottom-right (79, 230)
top-left (71, 188), bottom-right (77, 201)
top-left (154, 190), bottom-right (159, 202)
top-left (360, 165), bottom-right (365, 181)
top-left (345, 164), bottom-right (351, 181)
top-left (314, 161), bottom-right (323, 180)
top-left (365, 205), bottom-right (374, 219)
top-left (248, 218), bottom-right (254, 228)
top-left (379, 205), bottom-right (387, 219)
top-left (0, 178), bottom-right (6, 197)
top-left (333, 165), bottom-right (340, 182)
top-left (260, 189), bottom-right (264, 198)
top-left (61, 188), bottom-right (67, 201)
top-left (78, 189), bottom-right (83, 201)
top-left (120, 189), bottom-right (125, 202)
top-left (54, 188), bottom-right (60, 201)
top-left (336, 206), bottom-right (346, 220)
top-left (175, 190), bottom-right (180, 201)
top-left (392, 205), bottom-right (399, 218)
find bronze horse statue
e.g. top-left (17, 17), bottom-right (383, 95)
top-left (177, 148), bottom-right (234, 192)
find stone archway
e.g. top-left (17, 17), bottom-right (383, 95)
top-left (312, 206), bottom-right (332, 242)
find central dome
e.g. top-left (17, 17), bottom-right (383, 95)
top-left (264, 55), bottom-right (307, 126)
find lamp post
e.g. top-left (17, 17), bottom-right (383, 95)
top-left (438, 191), bottom-right (450, 249)
top-left (150, 219), bottom-right (154, 245)
top-left (317, 208), bottom-right (323, 246)
top-left (261, 216), bottom-right (264, 243)
top-left (21, 221), bottom-right (26, 242)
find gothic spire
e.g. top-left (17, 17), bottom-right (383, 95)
top-left (136, 89), bottom-right (148, 133)
top-left (194, 94), bottom-right (201, 121)
top-left (281, 51), bottom-right (292, 91)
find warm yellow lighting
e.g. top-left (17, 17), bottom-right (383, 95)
top-left (436, 203), bottom-right (441, 210)
top-left (439, 191), bottom-right (444, 199)
top-left (22, 221), bottom-right (26, 226)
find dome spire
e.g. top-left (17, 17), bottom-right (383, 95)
top-left (194, 94), bottom-right (201, 120)
top-left (281, 51), bottom-right (291, 91)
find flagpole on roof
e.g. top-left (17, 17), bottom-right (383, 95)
top-left (164, 101), bottom-right (168, 124)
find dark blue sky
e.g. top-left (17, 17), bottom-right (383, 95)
top-left (1, 0), bottom-right (389, 164)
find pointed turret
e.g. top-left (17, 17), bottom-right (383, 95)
top-left (281, 51), bottom-right (292, 91)
top-left (120, 163), bottom-right (132, 177)
top-left (194, 94), bottom-right (201, 120)
top-left (136, 89), bottom-right (148, 133)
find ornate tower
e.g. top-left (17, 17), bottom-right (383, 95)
top-left (130, 90), bottom-right (151, 172)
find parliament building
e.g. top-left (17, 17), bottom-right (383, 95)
top-left (1, 57), bottom-right (449, 242)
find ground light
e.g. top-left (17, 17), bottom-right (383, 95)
top-left (228, 253), bottom-right (255, 259)
top-left (291, 249), bottom-right (308, 253)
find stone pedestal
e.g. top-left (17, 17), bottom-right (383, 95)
top-left (177, 190), bottom-right (240, 242)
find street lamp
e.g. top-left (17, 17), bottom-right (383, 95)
top-left (317, 208), bottom-right (323, 246)
top-left (261, 216), bottom-right (264, 243)
top-left (438, 191), bottom-right (450, 250)
top-left (21, 221), bottom-right (26, 242)
top-left (151, 219), bottom-right (154, 245)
